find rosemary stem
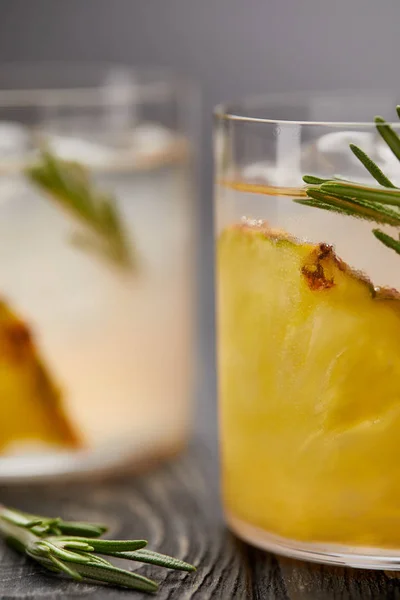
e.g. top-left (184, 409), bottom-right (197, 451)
top-left (0, 508), bottom-right (37, 552)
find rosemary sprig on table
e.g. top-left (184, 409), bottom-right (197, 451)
top-left (0, 505), bottom-right (195, 593)
top-left (296, 108), bottom-right (400, 256)
top-left (27, 151), bottom-right (136, 271)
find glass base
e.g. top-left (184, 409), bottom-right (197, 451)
top-left (227, 512), bottom-right (400, 570)
top-left (0, 432), bottom-right (187, 484)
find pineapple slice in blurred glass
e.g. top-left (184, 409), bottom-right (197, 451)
top-left (0, 300), bottom-right (79, 453)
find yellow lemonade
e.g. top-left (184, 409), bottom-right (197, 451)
top-left (218, 220), bottom-right (400, 548)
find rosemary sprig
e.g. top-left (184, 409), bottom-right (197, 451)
top-left (27, 151), bottom-right (136, 271)
top-left (372, 229), bottom-right (400, 255)
top-left (297, 107), bottom-right (400, 257)
top-left (0, 505), bottom-right (195, 593)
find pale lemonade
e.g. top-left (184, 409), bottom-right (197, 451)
top-left (0, 137), bottom-right (193, 461)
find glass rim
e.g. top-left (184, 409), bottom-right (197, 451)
top-left (0, 61), bottom-right (192, 108)
top-left (214, 89), bottom-right (400, 128)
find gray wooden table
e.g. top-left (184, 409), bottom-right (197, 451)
top-left (0, 398), bottom-right (400, 599)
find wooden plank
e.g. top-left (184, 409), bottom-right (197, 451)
top-left (0, 439), bottom-right (251, 599)
top-left (1, 435), bottom-right (400, 598)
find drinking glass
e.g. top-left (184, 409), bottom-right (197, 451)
top-left (0, 63), bottom-right (197, 482)
top-left (215, 91), bottom-right (400, 569)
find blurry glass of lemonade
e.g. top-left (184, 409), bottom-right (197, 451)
top-left (215, 92), bottom-right (400, 569)
top-left (0, 64), bottom-right (196, 480)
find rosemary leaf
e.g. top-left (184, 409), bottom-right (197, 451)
top-left (302, 175), bottom-right (330, 185)
top-left (58, 537), bottom-right (147, 553)
top-left (303, 188), bottom-right (400, 226)
top-left (373, 229), bottom-right (400, 256)
top-left (320, 181), bottom-right (400, 206)
top-left (39, 542), bottom-right (92, 564)
top-left (397, 105), bottom-right (400, 120)
top-left (30, 525), bottom-right (61, 537)
top-left (374, 116), bottom-right (400, 162)
top-left (21, 520), bottom-right (44, 529)
top-left (28, 542), bottom-right (50, 558)
top-left (74, 562), bottom-right (159, 592)
top-left (48, 556), bottom-right (83, 582)
top-left (295, 198), bottom-right (356, 218)
top-left (76, 552), bottom-right (111, 567)
top-left (110, 548), bottom-right (197, 572)
top-left (297, 188), bottom-right (356, 215)
top-left (56, 521), bottom-right (107, 538)
top-left (2, 510), bottom-right (106, 539)
top-left (62, 541), bottom-right (95, 552)
top-left (349, 143), bottom-right (396, 188)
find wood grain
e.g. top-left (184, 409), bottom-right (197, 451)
top-left (1, 434), bottom-right (400, 599)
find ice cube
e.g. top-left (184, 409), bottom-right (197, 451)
top-left (301, 130), bottom-right (399, 184)
top-left (241, 129), bottom-right (400, 190)
top-left (45, 135), bottom-right (115, 167)
top-left (243, 161), bottom-right (303, 187)
top-left (131, 123), bottom-right (175, 158)
top-left (0, 122), bottom-right (33, 205)
top-left (316, 131), bottom-right (376, 159)
top-left (0, 121), bottom-right (31, 159)
top-left (102, 70), bottom-right (138, 135)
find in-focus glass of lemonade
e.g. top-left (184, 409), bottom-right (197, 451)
top-left (215, 91), bottom-right (400, 568)
top-left (0, 65), bottom-right (196, 482)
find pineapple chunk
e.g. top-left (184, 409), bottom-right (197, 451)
top-left (218, 222), bottom-right (400, 548)
top-left (0, 300), bottom-right (80, 453)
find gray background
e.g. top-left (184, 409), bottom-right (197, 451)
top-left (0, 0), bottom-right (398, 413)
